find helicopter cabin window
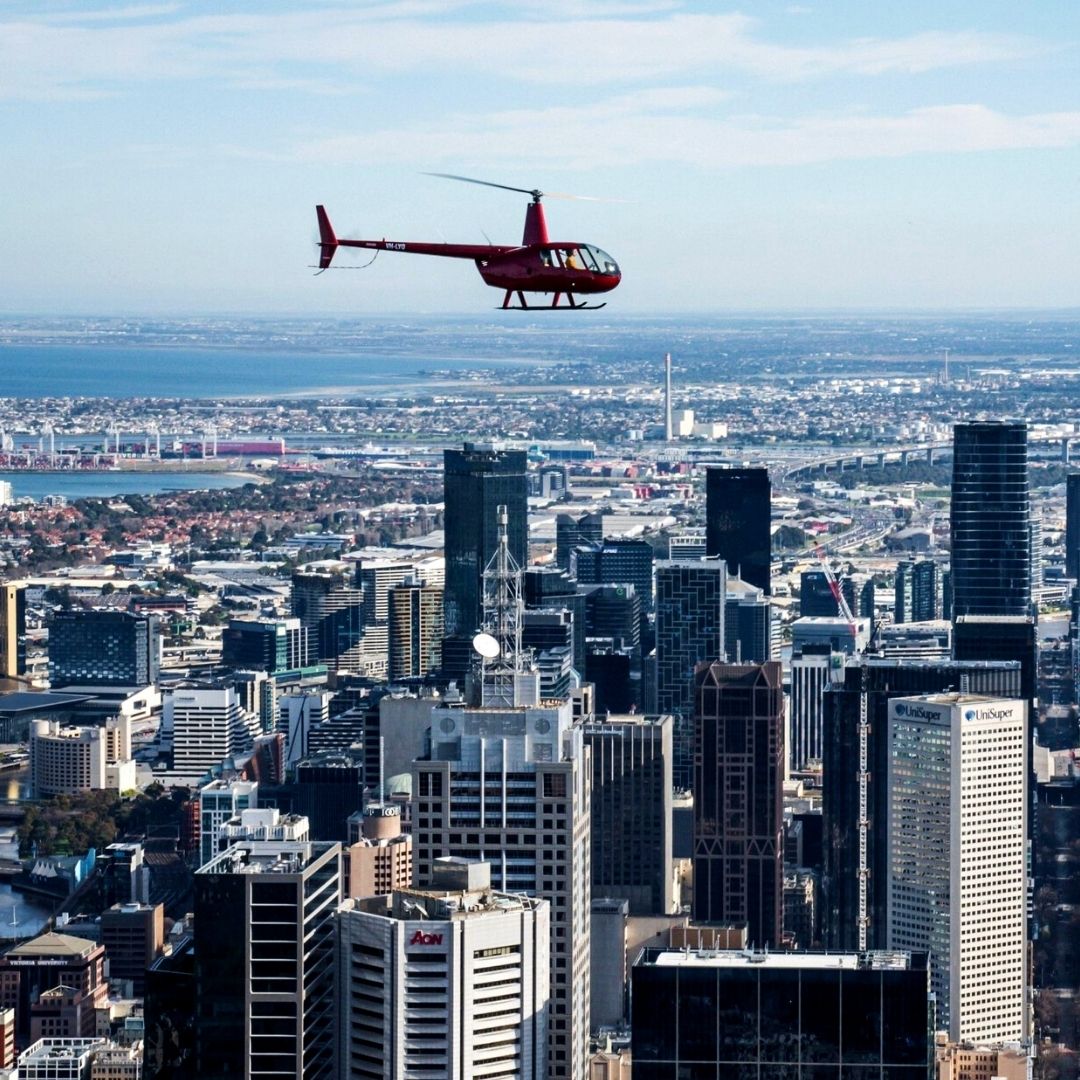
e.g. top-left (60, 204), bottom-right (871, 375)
top-left (561, 247), bottom-right (589, 271)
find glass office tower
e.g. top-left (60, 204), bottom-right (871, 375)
top-left (443, 443), bottom-right (528, 640)
top-left (705, 466), bottom-right (772, 595)
top-left (950, 421), bottom-right (1030, 617)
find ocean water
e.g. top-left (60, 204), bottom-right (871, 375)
top-left (0, 471), bottom-right (252, 501)
top-left (0, 341), bottom-right (533, 399)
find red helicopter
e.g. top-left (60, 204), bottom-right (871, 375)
top-left (315, 173), bottom-right (621, 310)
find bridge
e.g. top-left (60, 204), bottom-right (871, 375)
top-left (783, 432), bottom-right (1079, 482)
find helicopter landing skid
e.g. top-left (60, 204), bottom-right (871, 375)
top-left (500, 290), bottom-right (606, 311)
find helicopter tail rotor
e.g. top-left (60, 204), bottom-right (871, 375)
top-left (315, 205), bottom-right (338, 271)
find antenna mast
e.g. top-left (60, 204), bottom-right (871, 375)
top-left (481, 505), bottom-right (525, 707)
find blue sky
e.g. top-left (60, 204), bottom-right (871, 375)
top-left (2, 1), bottom-right (1079, 314)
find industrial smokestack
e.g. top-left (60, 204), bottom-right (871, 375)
top-left (664, 352), bottom-right (673, 441)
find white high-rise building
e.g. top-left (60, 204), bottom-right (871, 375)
top-left (165, 686), bottom-right (256, 783)
top-left (337, 859), bottom-right (549, 1079)
top-left (413, 507), bottom-right (591, 1079)
top-left (789, 647), bottom-right (843, 771)
top-left (886, 693), bottom-right (1028, 1043)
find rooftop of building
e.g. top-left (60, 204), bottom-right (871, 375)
top-left (7, 932), bottom-right (100, 960)
top-left (640, 948), bottom-right (922, 972)
top-left (19, 1038), bottom-right (108, 1063)
top-left (953, 614), bottom-right (1035, 625)
top-left (0, 691), bottom-right (94, 715)
top-left (584, 713), bottom-right (673, 730)
top-left (200, 777), bottom-right (258, 794)
top-left (196, 841), bottom-right (335, 876)
top-left (898, 691), bottom-right (1015, 706)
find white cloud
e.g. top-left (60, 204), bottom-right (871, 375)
top-left (294, 100), bottom-right (1080, 170)
top-left (0, 5), bottom-right (1047, 99)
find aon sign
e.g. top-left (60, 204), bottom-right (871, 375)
top-left (410, 930), bottom-right (444, 946)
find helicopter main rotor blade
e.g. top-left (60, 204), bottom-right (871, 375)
top-left (425, 173), bottom-right (540, 198)
top-left (544, 191), bottom-right (631, 203)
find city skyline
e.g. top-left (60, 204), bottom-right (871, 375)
top-left (2, 2), bottom-right (1079, 313)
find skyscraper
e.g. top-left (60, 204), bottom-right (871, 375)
top-left (950, 421), bottom-right (1031, 617)
top-left (443, 443), bottom-right (528, 641)
top-left (194, 840), bottom-right (341, 1080)
top-left (1067, 472), bottom-right (1080, 581)
top-left (894, 558), bottom-right (941, 622)
top-left (47, 609), bottom-right (160, 687)
top-left (165, 685), bottom-right (256, 784)
top-left (555, 511), bottom-right (604, 571)
top-left (387, 579), bottom-right (444, 680)
top-left (412, 508), bottom-right (591, 1078)
top-left (705, 467), bottom-right (771, 595)
top-left (789, 644), bottom-right (839, 772)
top-left (584, 713), bottom-right (674, 915)
top-left (290, 566), bottom-right (367, 673)
top-left (724, 577), bottom-right (772, 664)
top-left (0, 582), bottom-right (25, 680)
top-left (655, 557), bottom-right (726, 790)
top-left (800, 569), bottom-right (839, 617)
top-left (571, 538), bottom-right (654, 611)
top-left (692, 661), bottom-right (784, 947)
top-left (886, 693), bottom-right (1027, 1043)
top-left (822, 657), bottom-right (1022, 951)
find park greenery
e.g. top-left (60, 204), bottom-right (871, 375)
top-left (16, 784), bottom-right (188, 858)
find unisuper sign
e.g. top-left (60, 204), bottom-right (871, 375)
top-left (410, 930), bottom-right (444, 946)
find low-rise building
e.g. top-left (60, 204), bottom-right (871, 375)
top-left (18, 1038), bottom-right (108, 1080)
top-left (344, 803), bottom-right (412, 899)
top-left (100, 904), bottom-right (164, 997)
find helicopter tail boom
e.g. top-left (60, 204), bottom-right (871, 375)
top-left (315, 205), bottom-right (338, 270)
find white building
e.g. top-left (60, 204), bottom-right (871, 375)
top-left (164, 686), bottom-right (256, 783)
top-left (886, 693), bottom-right (1028, 1043)
top-left (18, 1038), bottom-right (109, 1080)
top-left (337, 859), bottom-right (549, 1080)
top-left (789, 647), bottom-right (842, 771)
top-left (198, 779), bottom-right (258, 866)
top-left (30, 716), bottom-right (135, 797)
top-left (215, 808), bottom-right (310, 855)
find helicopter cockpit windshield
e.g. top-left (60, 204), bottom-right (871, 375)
top-left (580, 245), bottom-right (619, 275)
top-left (541, 246), bottom-right (620, 275)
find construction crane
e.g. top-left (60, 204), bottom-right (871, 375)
top-left (815, 547), bottom-right (870, 951)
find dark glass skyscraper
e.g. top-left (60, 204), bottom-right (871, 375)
top-left (894, 559), bottom-right (941, 622)
top-left (800, 569), bottom-right (839, 617)
top-left (705, 466), bottom-right (772, 595)
top-left (443, 443), bottom-right (528, 640)
top-left (692, 660), bottom-right (783, 947)
top-left (1067, 472), bottom-right (1080, 581)
top-left (950, 421), bottom-right (1030, 617)
top-left (571, 538), bottom-right (654, 611)
top-left (654, 558), bottom-right (726, 789)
